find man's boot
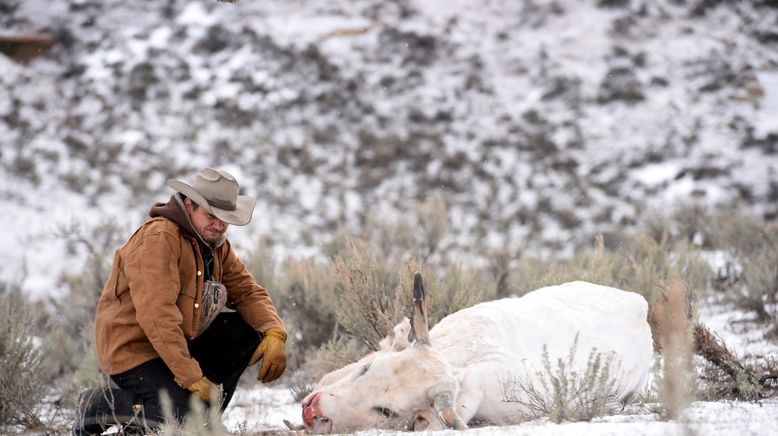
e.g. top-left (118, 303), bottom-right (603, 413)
top-left (72, 387), bottom-right (159, 435)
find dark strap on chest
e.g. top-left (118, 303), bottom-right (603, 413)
top-left (198, 241), bottom-right (214, 281)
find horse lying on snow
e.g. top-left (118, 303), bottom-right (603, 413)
top-left (301, 275), bottom-right (653, 433)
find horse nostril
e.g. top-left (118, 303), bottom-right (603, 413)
top-left (303, 392), bottom-right (326, 429)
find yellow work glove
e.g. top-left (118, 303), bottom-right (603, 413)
top-left (187, 376), bottom-right (221, 404)
top-left (249, 328), bottom-right (287, 383)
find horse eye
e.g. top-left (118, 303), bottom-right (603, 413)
top-left (357, 362), bottom-right (371, 377)
top-left (372, 406), bottom-right (399, 419)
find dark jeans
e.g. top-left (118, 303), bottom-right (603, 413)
top-left (110, 312), bottom-right (261, 424)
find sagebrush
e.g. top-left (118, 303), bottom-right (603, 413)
top-left (503, 335), bottom-right (625, 423)
top-left (0, 282), bottom-right (47, 430)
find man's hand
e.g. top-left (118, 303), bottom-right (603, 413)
top-left (187, 376), bottom-right (221, 403)
top-left (249, 328), bottom-right (287, 383)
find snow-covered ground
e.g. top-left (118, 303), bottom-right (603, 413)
top-left (223, 386), bottom-right (778, 436)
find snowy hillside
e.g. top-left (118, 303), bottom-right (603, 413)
top-left (1, 0), bottom-right (778, 298)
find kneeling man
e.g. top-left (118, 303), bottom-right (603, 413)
top-left (83, 168), bottom-right (286, 432)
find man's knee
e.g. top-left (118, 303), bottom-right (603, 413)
top-left (110, 359), bottom-right (193, 422)
top-left (190, 312), bottom-right (261, 361)
top-left (200, 312), bottom-right (259, 342)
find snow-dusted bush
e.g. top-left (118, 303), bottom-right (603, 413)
top-left (503, 335), bottom-right (625, 423)
top-left (511, 233), bottom-right (711, 307)
top-left (713, 213), bottom-right (778, 329)
top-left (42, 219), bottom-right (125, 405)
top-left (269, 256), bottom-right (340, 371)
top-left (423, 264), bottom-right (495, 328)
top-left (0, 282), bottom-right (46, 430)
top-left (332, 238), bottom-right (408, 352)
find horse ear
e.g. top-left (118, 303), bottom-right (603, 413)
top-left (378, 318), bottom-right (412, 351)
top-left (411, 272), bottom-right (430, 346)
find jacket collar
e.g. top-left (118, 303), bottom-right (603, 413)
top-left (149, 194), bottom-right (227, 249)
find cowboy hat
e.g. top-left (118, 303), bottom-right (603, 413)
top-left (167, 168), bottom-right (256, 226)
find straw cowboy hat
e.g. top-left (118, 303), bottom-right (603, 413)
top-left (167, 168), bottom-right (256, 226)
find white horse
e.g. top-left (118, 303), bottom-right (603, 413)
top-left (301, 277), bottom-right (653, 433)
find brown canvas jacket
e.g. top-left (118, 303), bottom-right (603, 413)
top-left (95, 194), bottom-right (284, 388)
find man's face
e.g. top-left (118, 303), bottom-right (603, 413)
top-left (185, 199), bottom-right (229, 243)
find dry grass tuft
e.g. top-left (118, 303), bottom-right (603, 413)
top-left (652, 280), bottom-right (695, 419)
